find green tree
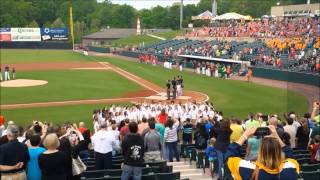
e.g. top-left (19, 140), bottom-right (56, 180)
top-left (27, 20), bottom-right (39, 27)
top-left (51, 18), bottom-right (66, 28)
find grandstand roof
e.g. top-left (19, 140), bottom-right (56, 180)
top-left (83, 28), bottom-right (136, 39)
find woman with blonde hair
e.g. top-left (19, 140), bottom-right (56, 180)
top-left (38, 133), bottom-right (68, 180)
top-left (226, 126), bottom-right (299, 180)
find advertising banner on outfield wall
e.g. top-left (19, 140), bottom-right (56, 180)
top-left (0, 28), bottom-right (11, 41)
top-left (11, 28), bottom-right (41, 41)
top-left (41, 28), bottom-right (69, 41)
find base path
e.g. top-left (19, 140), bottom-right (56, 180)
top-left (1, 61), bottom-right (208, 109)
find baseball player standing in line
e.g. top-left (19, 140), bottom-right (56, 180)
top-left (4, 65), bottom-right (10, 81)
top-left (166, 80), bottom-right (171, 100)
top-left (12, 67), bottom-right (16, 80)
top-left (0, 68), bottom-right (3, 81)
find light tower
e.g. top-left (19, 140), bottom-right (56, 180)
top-left (212, 0), bottom-right (217, 16)
top-left (137, 17), bottom-right (141, 35)
top-left (180, 0), bottom-right (183, 30)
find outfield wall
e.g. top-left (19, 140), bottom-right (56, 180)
top-left (0, 41), bottom-right (72, 49)
top-left (252, 67), bottom-right (319, 87)
top-left (119, 50), bottom-right (319, 87)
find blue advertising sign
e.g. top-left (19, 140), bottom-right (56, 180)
top-left (0, 28), bottom-right (11, 33)
top-left (41, 28), bottom-right (69, 41)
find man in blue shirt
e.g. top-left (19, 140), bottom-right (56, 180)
top-left (27, 135), bottom-right (46, 180)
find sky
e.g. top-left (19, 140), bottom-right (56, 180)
top-left (105, 0), bottom-right (200, 10)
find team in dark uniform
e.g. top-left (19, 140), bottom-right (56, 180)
top-left (166, 76), bottom-right (184, 100)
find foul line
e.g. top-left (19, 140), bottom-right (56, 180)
top-left (99, 62), bottom-right (161, 94)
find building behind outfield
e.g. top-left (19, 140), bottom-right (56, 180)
top-left (271, 3), bottom-right (320, 17)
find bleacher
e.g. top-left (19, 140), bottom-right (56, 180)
top-left (180, 144), bottom-right (320, 180)
top-left (80, 150), bottom-right (188, 180)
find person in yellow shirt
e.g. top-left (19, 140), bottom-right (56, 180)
top-left (230, 118), bottom-right (244, 142)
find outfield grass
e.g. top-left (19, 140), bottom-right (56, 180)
top-left (0, 49), bottom-right (89, 64)
top-left (0, 50), bottom-right (309, 127)
top-left (96, 56), bottom-right (308, 119)
top-left (112, 30), bottom-right (182, 47)
top-left (1, 104), bottom-right (115, 130)
top-left (1, 70), bottom-right (142, 104)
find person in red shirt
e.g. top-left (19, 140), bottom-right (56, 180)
top-left (0, 115), bottom-right (5, 137)
top-left (309, 135), bottom-right (320, 164)
top-left (157, 109), bottom-right (168, 125)
top-left (120, 119), bottom-right (130, 140)
top-left (78, 122), bottom-right (87, 134)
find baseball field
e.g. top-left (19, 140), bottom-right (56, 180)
top-left (0, 49), bottom-right (308, 129)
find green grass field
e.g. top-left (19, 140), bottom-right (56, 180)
top-left (112, 30), bottom-right (182, 46)
top-left (0, 49), bottom-right (309, 128)
top-left (1, 70), bottom-right (142, 104)
top-left (0, 49), bottom-right (89, 64)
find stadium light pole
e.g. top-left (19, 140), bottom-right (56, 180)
top-left (180, 0), bottom-right (183, 30)
top-left (212, 0), bottom-right (217, 16)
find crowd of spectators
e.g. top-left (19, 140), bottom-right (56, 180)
top-left (188, 17), bottom-right (319, 38)
top-left (0, 100), bottom-right (320, 179)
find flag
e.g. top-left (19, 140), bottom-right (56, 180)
top-left (69, 6), bottom-right (74, 49)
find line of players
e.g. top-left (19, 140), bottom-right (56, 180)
top-left (166, 75), bottom-right (184, 100)
top-left (0, 66), bottom-right (16, 82)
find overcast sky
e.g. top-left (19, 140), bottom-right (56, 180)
top-left (108, 0), bottom-right (200, 10)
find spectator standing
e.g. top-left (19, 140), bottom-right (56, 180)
top-left (120, 119), bottom-right (130, 140)
top-left (39, 133), bottom-right (68, 180)
top-left (138, 117), bottom-right (149, 135)
top-left (230, 118), bottom-right (243, 142)
top-left (0, 125), bottom-right (30, 180)
top-left (0, 115), bottom-right (5, 137)
top-left (91, 122), bottom-right (117, 170)
top-left (283, 118), bottom-right (297, 148)
top-left (194, 122), bottom-right (209, 168)
top-left (268, 116), bottom-right (285, 137)
top-left (182, 118), bottom-right (193, 144)
top-left (27, 135), bottom-right (46, 180)
top-left (226, 126), bottom-right (299, 180)
top-left (309, 135), bottom-right (320, 164)
top-left (144, 121), bottom-right (162, 161)
top-left (245, 136), bottom-right (261, 161)
top-left (205, 138), bottom-right (218, 176)
top-left (212, 119), bottom-right (232, 179)
top-left (121, 122), bottom-right (144, 180)
top-left (157, 109), bottom-right (168, 125)
top-left (164, 119), bottom-right (180, 162)
top-left (295, 118), bottom-right (310, 149)
top-left (78, 122), bottom-right (87, 134)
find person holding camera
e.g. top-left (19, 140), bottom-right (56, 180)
top-left (226, 126), bottom-right (299, 180)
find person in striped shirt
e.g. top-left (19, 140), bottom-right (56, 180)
top-left (164, 118), bottom-right (180, 162)
top-left (182, 118), bottom-right (193, 144)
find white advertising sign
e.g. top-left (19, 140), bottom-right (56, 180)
top-left (11, 28), bottom-right (41, 41)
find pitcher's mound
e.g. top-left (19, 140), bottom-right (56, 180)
top-left (0, 79), bottom-right (48, 87)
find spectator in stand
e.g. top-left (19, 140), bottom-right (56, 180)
top-left (212, 119), bottom-right (232, 179)
top-left (205, 138), bottom-right (218, 176)
top-left (182, 118), bottom-right (193, 144)
top-left (310, 102), bottom-right (320, 139)
top-left (194, 122), bottom-right (209, 168)
top-left (138, 117), bottom-right (149, 135)
top-left (295, 118), bottom-right (310, 149)
top-left (0, 162), bottom-right (24, 172)
top-left (39, 133), bottom-right (68, 180)
top-left (91, 122), bottom-right (117, 170)
top-left (157, 109), bottom-right (168, 125)
top-left (230, 118), bottom-right (243, 143)
top-left (78, 122), bottom-right (87, 134)
top-left (0, 124), bottom-right (30, 180)
top-left (120, 119), bottom-right (130, 140)
top-left (79, 129), bottom-right (91, 160)
top-left (283, 117), bottom-right (297, 148)
top-left (308, 135), bottom-right (320, 164)
top-left (268, 116), bottom-right (285, 137)
top-left (144, 120), bottom-right (162, 161)
top-left (0, 115), bottom-right (5, 137)
top-left (244, 113), bottom-right (260, 129)
top-left (121, 122), bottom-right (144, 180)
top-left (226, 126), bottom-right (299, 179)
top-left (245, 135), bottom-right (261, 161)
top-left (27, 135), bottom-right (46, 180)
top-left (164, 118), bottom-right (180, 162)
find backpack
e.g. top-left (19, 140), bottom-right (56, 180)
top-left (195, 133), bottom-right (206, 149)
